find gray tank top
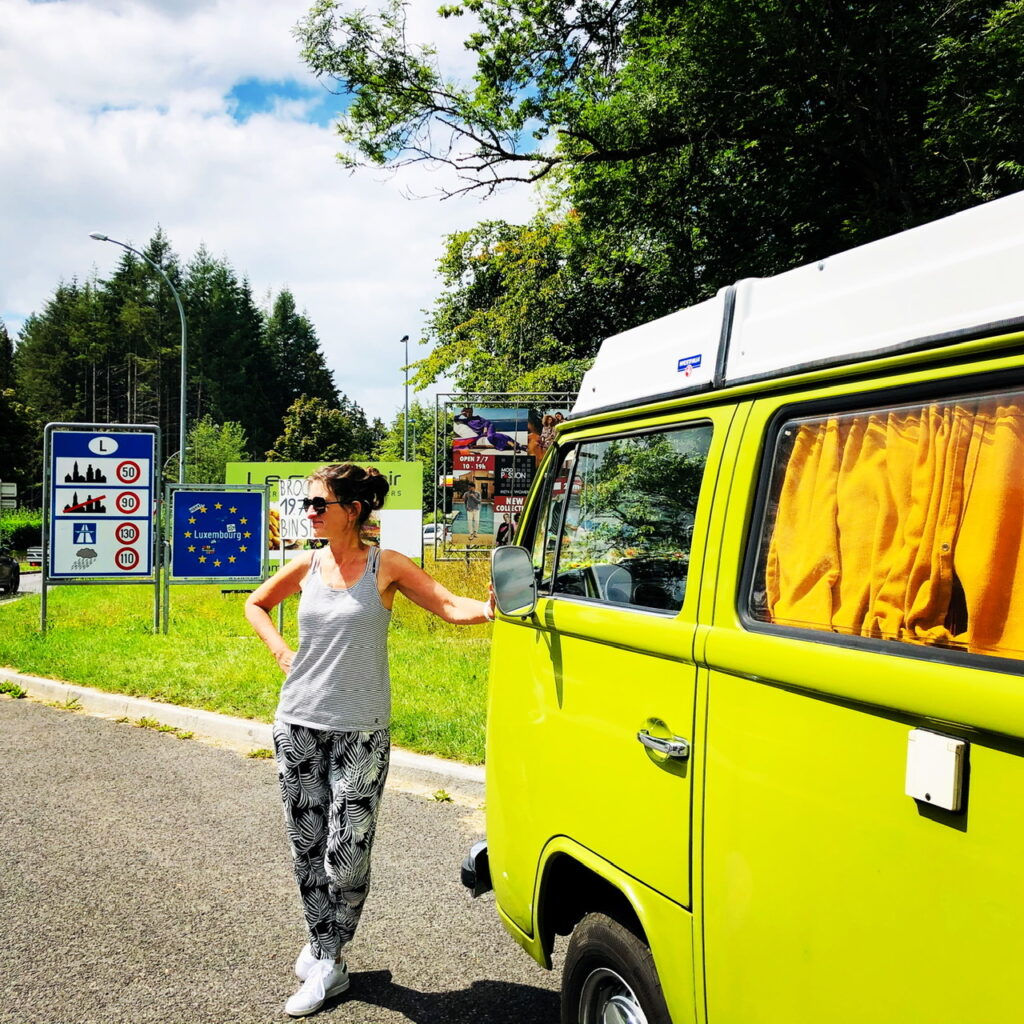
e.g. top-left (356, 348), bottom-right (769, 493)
top-left (275, 546), bottom-right (392, 732)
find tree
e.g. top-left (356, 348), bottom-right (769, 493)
top-left (184, 247), bottom-right (275, 451)
top-left (298, 0), bottom-right (1024, 205)
top-left (373, 399), bottom-right (439, 509)
top-left (263, 290), bottom-right (339, 421)
top-left (0, 319), bottom-right (13, 390)
top-left (418, 209), bottom-right (651, 393)
top-left (0, 320), bottom-right (34, 488)
top-left (300, 0), bottom-right (1024, 391)
top-left (266, 394), bottom-right (375, 462)
top-left (7, 229), bottom-right (340, 492)
top-left (177, 414), bottom-right (250, 484)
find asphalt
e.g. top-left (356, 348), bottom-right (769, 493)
top-left (0, 580), bottom-right (560, 1023)
top-left (0, 694), bottom-right (559, 1024)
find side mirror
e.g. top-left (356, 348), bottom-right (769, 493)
top-left (491, 545), bottom-right (538, 617)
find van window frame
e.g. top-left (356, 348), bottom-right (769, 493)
top-left (520, 441), bottom-right (577, 598)
top-left (739, 366), bottom-right (1024, 674)
top-left (526, 418), bottom-right (715, 614)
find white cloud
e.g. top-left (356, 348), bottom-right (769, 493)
top-left (0, 0), bottom-right (537, 425)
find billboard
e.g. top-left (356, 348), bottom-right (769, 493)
top-left (225, 461), bottom-right (423, 559)
top-left (449, 404), bottom-right (569, 550)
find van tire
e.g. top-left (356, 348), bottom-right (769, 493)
top-left (561, 912), bottom-right (671, 1024)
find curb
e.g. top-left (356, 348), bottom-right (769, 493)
top-left (0, 668), bottom-right (485, 802)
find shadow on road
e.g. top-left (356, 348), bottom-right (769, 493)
top-left (344, 969), bottom-right (560, 1023)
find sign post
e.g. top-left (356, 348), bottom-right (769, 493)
top-left (41, 423), bottom-right (160, 632)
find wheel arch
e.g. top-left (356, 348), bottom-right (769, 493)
top-left (536, 841), bottom-right (649, 961)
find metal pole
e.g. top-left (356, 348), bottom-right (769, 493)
top-left (90, 233), bottom-right (188, 483)
top-left (400, 334), bottom-right (409, 462)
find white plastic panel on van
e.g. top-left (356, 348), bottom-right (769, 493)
top-left (572, 290), bottom-right (726, 415)
top-left (905, 729), bottom-right (966, 812)
top-left (726, 190), bottom-right (1024, 383)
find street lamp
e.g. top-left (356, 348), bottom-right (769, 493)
top-left (399, 334), bottom-right (410, 462)
top-left (90, 232), bottom-right (188, 483)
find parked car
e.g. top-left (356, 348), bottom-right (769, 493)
top-left (474, 191), bottom-right (1024, 1024)
top-left (422, 521), bottom-right (452, 545)
top-left (0, 546), bottom-right (19, 594)
top-left (26, 545), bottom-right (43, 567)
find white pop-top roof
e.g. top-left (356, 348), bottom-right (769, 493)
top-left (573, 190), bottom-right (1024, 416)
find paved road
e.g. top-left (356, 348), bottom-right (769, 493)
top-left (0, 696), bottom-right (560, 1024)
top-left (1, 568), bottom-right (40, 601)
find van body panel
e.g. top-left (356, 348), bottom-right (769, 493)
top-left (486, 405), bottom-right (734, 939)
top-left (702, 669), bottom-right (1024, 1024)
top-left (697, 352), bottom-right (1024, 1022)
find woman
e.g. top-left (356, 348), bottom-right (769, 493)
top-left (495, 512), bottom-right (514, 547)
top-left (245, 464), bottom-right (495, 1017)
top-left (539, 414), bottom-right (557, 453)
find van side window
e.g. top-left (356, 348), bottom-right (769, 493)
top-left (528, 446), bottom-right (577, 587)
top-left (549, 424), bottom-right (713, 612)
top-left (750, 390), bottom-right (1024, 662)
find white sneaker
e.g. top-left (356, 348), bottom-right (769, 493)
top-left (285, 958), bottom-right (349, 1017)
top-left (294, 943), bottom-right (317, 981)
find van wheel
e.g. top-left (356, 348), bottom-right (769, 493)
top-left (561, 912), bottom-right (670, 1024)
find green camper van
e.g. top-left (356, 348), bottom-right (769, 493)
top-left (468, 191), bottom-right (1024, 1024)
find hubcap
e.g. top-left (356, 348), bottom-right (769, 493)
top-left (577, 966), bottom-right (647, 1024)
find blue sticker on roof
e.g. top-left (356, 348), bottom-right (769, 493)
top-left (678, 354), bottom-right (702, 376)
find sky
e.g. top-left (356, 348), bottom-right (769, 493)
top-left (0, 0), bottom-right (538, 424)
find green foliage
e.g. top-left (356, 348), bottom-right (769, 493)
top-left (0, 508), bottom-right (42, 551)
top-left (267, 394), bottom-right (377, 462)
top-left (373, 399), bottom-right (438, 508)
top-left (300, 0), bottom-right (1024, 392)
top-left (262, 290), bottom-right (339, 418)
top-left (0, 680), bottom-right (27, 699)
top-left (420, 211), bottom-right (637, 393)
top-left (181, 415), bottom-right (250, 484)
top-left (8, 229), bottom-right (341, 490)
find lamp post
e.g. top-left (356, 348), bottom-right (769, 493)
top-left (90, 233), bottom-right (188, 483)
top-left (399, 334), bottom-right (409, 462)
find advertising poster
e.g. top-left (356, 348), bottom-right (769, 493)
top-left (225, 461), bottom-right (423, 560)
top-left (449, 404), bottom-right (568, 550)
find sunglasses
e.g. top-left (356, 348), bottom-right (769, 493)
top-left (302, 497), bottom-right (345, 513)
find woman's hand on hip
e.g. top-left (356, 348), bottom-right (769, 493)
top-left (274, 647), bottom-right (295, 673)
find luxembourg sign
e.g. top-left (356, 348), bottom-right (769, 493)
top-left (168, 488), bottom-right (265, 580)
top-left (48, 428), bottom-right (156, 578)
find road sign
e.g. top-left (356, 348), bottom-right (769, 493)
top-left (169, 489), bottom-right (265, 580)
top-left (49, 430), bottom-right (155, 578)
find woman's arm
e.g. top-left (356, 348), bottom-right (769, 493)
top-left (244, 553), bottom-right (311, 672)
top-left (383, 550), bottom-right (494, 625)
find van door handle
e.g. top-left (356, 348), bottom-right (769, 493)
top-left (637, 730), bottom-right (690, 760)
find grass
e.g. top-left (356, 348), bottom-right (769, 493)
top-left (0, 552), bottom-right (493, 763)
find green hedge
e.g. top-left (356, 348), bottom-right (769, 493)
top-left (0, 508), bottom-right (43, 551)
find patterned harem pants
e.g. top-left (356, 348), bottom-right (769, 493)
top-left (272, 722), bottom-right (391, 960)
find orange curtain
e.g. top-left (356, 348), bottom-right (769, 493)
top-left (766, 397), bottom-right (1024, 661)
